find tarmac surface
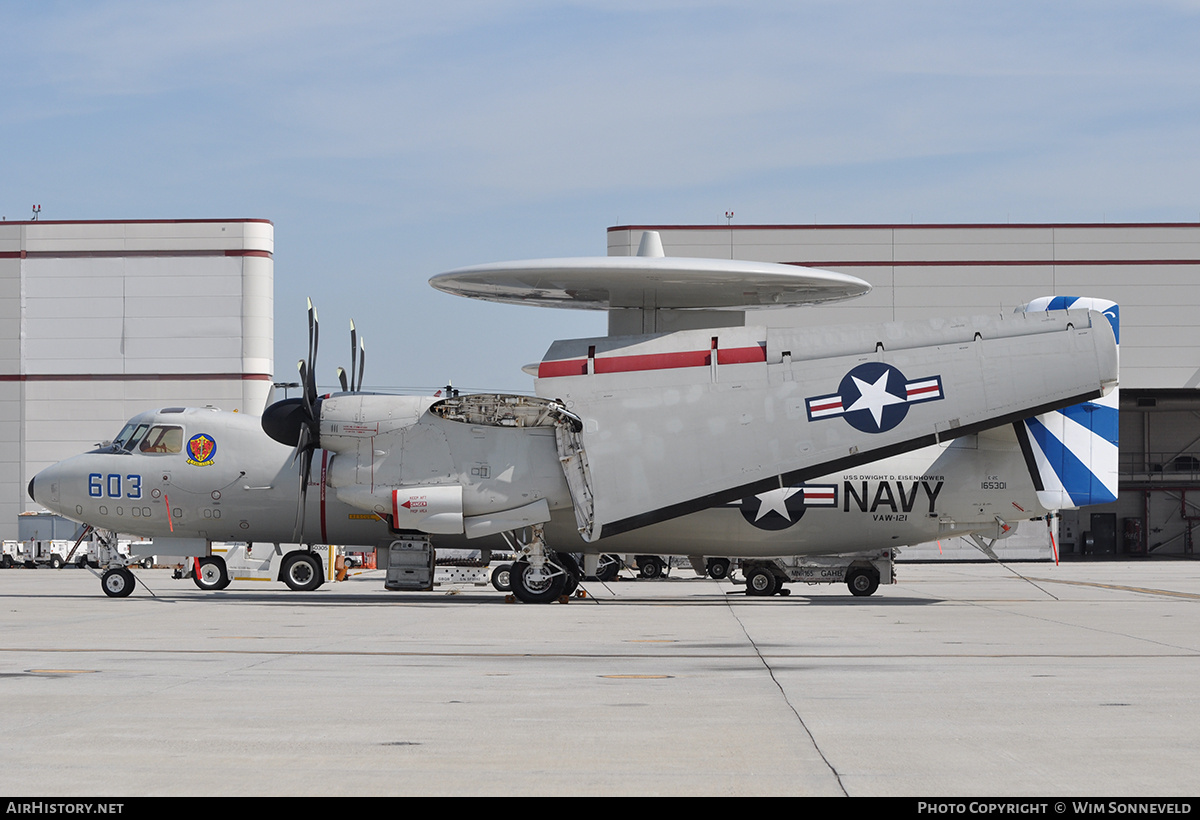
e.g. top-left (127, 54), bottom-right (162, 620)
top-left (2, 560), bottom-right (1198, 797)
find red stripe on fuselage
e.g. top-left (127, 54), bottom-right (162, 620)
top-left (320, 450), bottom-right (329, 544)
top-left (538, 344), bottom-right (766, 378)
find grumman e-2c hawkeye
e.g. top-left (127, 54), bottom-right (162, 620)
top-left (28, 236), bottom-right (1118, 601)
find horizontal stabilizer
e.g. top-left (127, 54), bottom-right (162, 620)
top-left (538, 308), bottom-right (1118, 540)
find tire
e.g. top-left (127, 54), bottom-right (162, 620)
top-left (490, 563), bottom-right (512, 592)
top-left (846, 567), bottom-right (880, 597)
top-left (50, 555), bottom-right (64, 569)
top-left (508, 559), bottom-right (567, 604)
top-left (706, 558), bottom-right (731, 580)
top-left (557, 552), bottom-right (582, 596)
top-left (745, 566), bottom-right (778, 596)
top-left (193, 557), bottom-right (229, 591)
top-left (593, 554), bottom-right (620, 582)
top-left (101, 568), bottom-right (136, 598)
top-left (637, 556), bottom-right (664, 579)
top-left (281, 552), bottom-right (322, 591)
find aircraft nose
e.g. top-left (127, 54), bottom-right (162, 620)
top-left (28, 465), bottom-right (61, 510)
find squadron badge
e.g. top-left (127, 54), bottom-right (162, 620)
top-left (186, 433), bottom-right (217, 466)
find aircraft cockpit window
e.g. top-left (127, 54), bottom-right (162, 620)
top-left (138, 425), bottom-right (184, 454)
top-left (112, 423), bottom-right (151, 452)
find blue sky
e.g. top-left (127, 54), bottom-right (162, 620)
top-left (4, 1), bottom-right (1199, 395)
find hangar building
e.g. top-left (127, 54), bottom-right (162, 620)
top-left (2, 219), bottom-right (273, 540)
top-left (608, 223), bottom-right (1200, 558)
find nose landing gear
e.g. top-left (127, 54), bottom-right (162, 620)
top-left (101, 567), bottom-right (136, 598)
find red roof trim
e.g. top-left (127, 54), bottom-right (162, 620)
top-left (0, 373), bottom-right (273, 382)
top-left (609, 222), bottom-right (1200, 231)
top-left (782, 258), bottom-right (1200, 268)
top-left (1, 218), bottom-right (273, 226)
top-left (1, 249), bottom-right (272, 259)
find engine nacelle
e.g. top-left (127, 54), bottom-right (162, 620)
top-left (322, 393), bottom-right (577, 537)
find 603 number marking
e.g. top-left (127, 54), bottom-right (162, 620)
top-left (88, 473), bottom-right (143, 499)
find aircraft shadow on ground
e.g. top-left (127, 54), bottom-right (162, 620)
top-left (32, 588), bottom-right (947, 607)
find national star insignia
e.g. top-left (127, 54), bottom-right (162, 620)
top-left (846, 370), bottom-right (908, 426)
top-left (755, 487), bottom-right (802, 522)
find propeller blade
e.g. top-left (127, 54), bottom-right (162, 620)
top-left (337, 366), bottom-right (348, 393)
top-left (349, 320), bottom-right (357, 394)
top-left (298, 359), bottom-right (312, 423)
top-left (292, 424), bottom-right (310, 468)
top-left (294, 444), bottom-right (313, 543)
top-left (306, 301), bottom-right (319, 406)
top-left (356, 337), bottom-right (365, 392)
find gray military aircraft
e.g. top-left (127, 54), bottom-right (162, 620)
top-left (28, 246), bottom-right (1118, 601)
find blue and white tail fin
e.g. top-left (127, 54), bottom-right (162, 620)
top-left (1017, 297), bottom-right (1119, 510)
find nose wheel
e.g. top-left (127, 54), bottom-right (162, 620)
top-left (101, 567), bottom-right (136, 598)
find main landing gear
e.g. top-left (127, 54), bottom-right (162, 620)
top-left (503, 524), bottom-right (583, 604)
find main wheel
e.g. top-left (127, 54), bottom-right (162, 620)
top-left (508, 559), bottom-right (567, 604)
top-left (745, 566), bottom-right (778, 596)
top-left (557, 553), bottom-right (582, 596)
top-left (193, 557), bottom-right (229, 591)
top-left (706, 557), bottom-right (731, 580)
top-left (101, 567), bottom-right (136, 598)
top-left (846, 567), bottom-right (880, 597)
top-left (490, 563), bottom-right (512, 592)
top-left (281, 552), bottom-right (323, 591)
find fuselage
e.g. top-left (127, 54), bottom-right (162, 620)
top-left (29, 406), bottom-right (1048, 558)
top-left (577, 426), bottom-right (1044, 556)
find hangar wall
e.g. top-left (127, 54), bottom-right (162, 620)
top-left (0, 219), bottom-right (274, 540)
top-left (608, 223), bottom-right (1200, 558)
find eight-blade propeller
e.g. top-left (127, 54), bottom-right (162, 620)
top-left (261, 300), bottom-right (366, 542)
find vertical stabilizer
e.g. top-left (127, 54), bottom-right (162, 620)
top-left (1018, 297), bottom-right (1119, 509)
